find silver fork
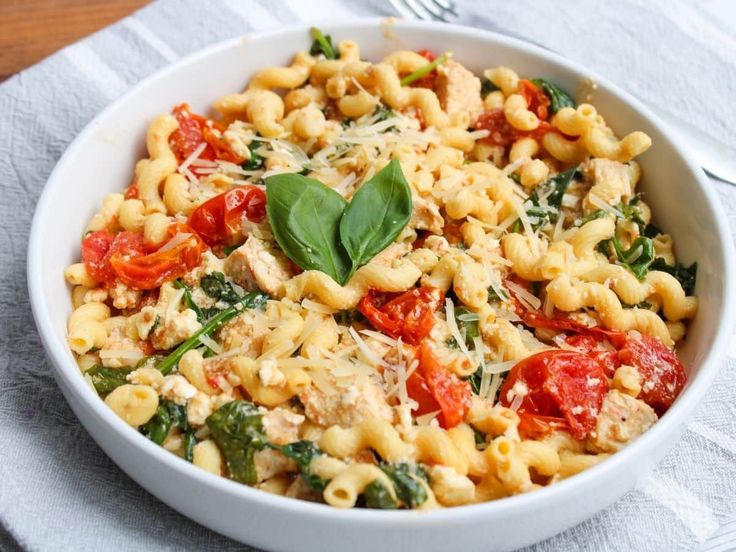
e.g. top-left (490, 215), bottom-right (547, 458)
top-left (388, 0), bottom-right (736, 185)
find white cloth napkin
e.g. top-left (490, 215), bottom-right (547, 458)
top-left (1, 1), bottom-right (735, 550)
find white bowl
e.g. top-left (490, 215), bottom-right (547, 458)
top-left (28, 18), bottom-right (736, 552)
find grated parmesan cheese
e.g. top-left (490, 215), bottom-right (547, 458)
top-left (506, 280), bottom-right (541, 311)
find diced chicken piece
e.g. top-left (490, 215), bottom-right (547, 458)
top-left (108, 281), bottom-right (142, 310)
top-left (299, 377), bottom-right (393, 428)
top-left (186, 392), bottom-right (215, 426)
top-left (182, 251), bottom-right (226, 287)
top-left (586, 390), bottom-right (658, 453)
top-left (263, 408), bottom-right (305, 445)
top-left (582, 159), bottom-right (633, 212)
top-left (150, 307), bottom-right (202, 350)
top-left (285, 473), bottom-right (322, 501)
top-left (254, 448), bottom-right (296, 482)
top-left (224, 236), bottom-right (295, 297)
top-left (160, 374), bottom-right (198, 405)
top-left (436, 60), bottom-right (484, 125)
top-left (99, 323), bottom-right (147, 368)
top-left (217, 309), bottom-right (270, 356)
top-left (411, 195), bottom-right (444, 235)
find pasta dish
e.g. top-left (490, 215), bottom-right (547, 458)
top-left (64, 28), bottom-right (697, 510)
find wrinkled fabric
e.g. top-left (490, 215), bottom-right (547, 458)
top-left (1, 1), bottom-right (735, 551)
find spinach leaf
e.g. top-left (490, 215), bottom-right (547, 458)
top-left (339, 159), bottom-right (412, 280)
top-left (140, 403), bottom-right (172, 445)
top-left (373, 104), bottom-right (394, 123)
top-left (242, 141), bottom-right (265, 170)
top-left (266, 173), bottom-right (352, 285)
top-left (515, 166), bottom-right (579, 231)
top-left (140, 400), bottom-right (191, 447)
top-left (379, 462), bottom-right (428, 508)
top-left (86, 365), bottom-right (132, 396)
top-left (206, 400), bottom-right (267, 485)
top-left (309, 27), bottom-right (336, 59)
top-left (531, 78), bottom-right (575, 114)
top-left (481, 77), bottom-right (499, 98)
top-left (274, 440), bottom-right (328, 491)
top-left (453, 307), bottom-right (479, 349)
top-left (200, 272), bottom-right (240, 304)
top-left (612, 235), bottom-right (655, 279)
top-left (650, 258), bottom-right (697, 295)
top-left (363, 480), bottom-right (398, 509)
top-left (155, 290), bottom-right (268, 375)
top-left (183, 431), bottom-right (197, 462)
top-left (400, 53), bottom-right (449, 86)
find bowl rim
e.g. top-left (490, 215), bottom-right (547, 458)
top-left (27, 16), bottom-right (736, 525)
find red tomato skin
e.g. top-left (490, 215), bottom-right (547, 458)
top-left (110, 225), bottom-right (204, 290)
top-left (408, 343), bottom-right (471, 429)
top-left (169, 104), bottom-right (243, 169)
top-left (474, 109), bottom-right (555, 147)
top-left (518, 79), bottom-right (551, 121)
top-left (618, 332), bottom-right (686, 414)
top-left (517, 412), bottom-right (568, 440)
top-left (82, 231), bottom-right (116, 283)
top-left (357, 287), bottom-right (444, 345)
top-left (188, 185), bottom-right (266, 246)
top-left (500, 350), bottom-right (608, 440)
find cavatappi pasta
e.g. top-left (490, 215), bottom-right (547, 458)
top-left (66, 29), bottom-right (697, 510)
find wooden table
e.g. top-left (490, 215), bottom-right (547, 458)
top-left (0, 0), bottom-right (150, 82)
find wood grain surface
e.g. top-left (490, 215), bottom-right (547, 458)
top-left (0, 0), bottom-right (150, 82)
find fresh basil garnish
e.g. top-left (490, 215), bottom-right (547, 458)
top-left (531, 78), bottom-right (575, 114)
top-left (265, 159), bottom-right (412, 285)
top-left (266, 173), bottom-right (352, 285)
top-left (340, 159), bottom-right (412, 280)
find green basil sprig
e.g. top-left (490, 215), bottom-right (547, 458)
top-left (265, 159), bottom-right (412, 285)
top-left (266, 173), bottom-right (352, 284)
top-left (340, 159), bottom-right (412, 279)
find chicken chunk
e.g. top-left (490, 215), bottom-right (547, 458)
top-left (299, 377), bottom-right (393, 428)
top-left (586, 390), bottom-right (658, 453)
top-left (411, 195), bottom-right (444, 235)
top-left (224, 236), bottom-right (295, 297)
top-left (582, 158), bottom-right (633, 212)
top-left (263, 408), bottom-right (305, 445)
top-left (254, 448), bottom-right (296, 482)
top-left (436, 60), bottom-right (484, 125)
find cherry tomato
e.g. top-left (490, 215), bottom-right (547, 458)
top-left (124, 184), bottom-right (139, 199)
top-left (169, 104), bottom-right (243, 168)
top-left (474, 109), bottom-right (518, 147)
top-left (474, 110), bottom-right (555, 147)
top-left (358, 286), bottom-right (445, 345)
top-left (518, 79), bottom-right (551, 121)
top-left (565, 334), bottom-right (620, 378)
top-left (407, 343), bottom-right (472, 428)
top-left (410, 49), bottom-right (438, 89)
top-left (517, 412), bottom-right (568, 440)
top-left (110, 224), bottom-right (204, 290)
top-left (188, 185), bottom-right (267, 246)
top-left (499, 350), bottom-right (609, 440)
top-left (82, 230), bottom-right (147, 284)
top-left (618, 331), bottom-right (686, 414)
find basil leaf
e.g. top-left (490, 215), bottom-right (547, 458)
top-left (339, 159), bottom-right (412, 279)
top-left (266, 173), bottom-right (352, 284)
top-left (531, 78), bottom-right (575, 114)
